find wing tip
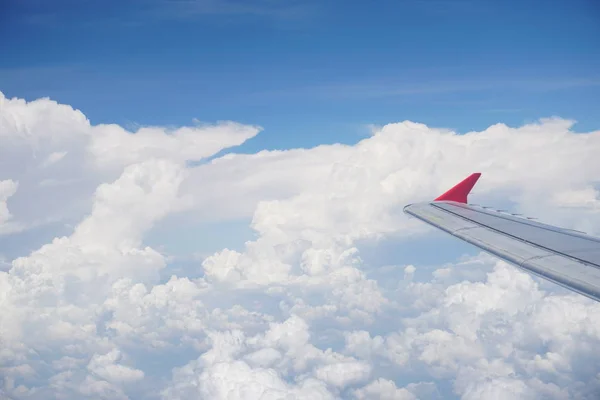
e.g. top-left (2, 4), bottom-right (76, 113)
top-left (434, 172), bottom-right (482, 204)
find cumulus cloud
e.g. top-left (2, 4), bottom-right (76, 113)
top-left (0, 92), bottom-right (260, 243)
top-left (1, 91), bottom-right (600, 399)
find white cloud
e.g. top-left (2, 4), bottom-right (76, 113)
top-left (87, 349), bottom-right (145, 384)
top-left (89, 121), bottom-right (260, 170)
top-left (314, 361), bottom-right (371, 388)
top-left (404, 264), bottom-right (416, 281)
top-left (352, 378), bottom-right (417, 400)
top-left (0, 179), bottom-right (21, 234)
top-left (0, 91), bottom-right (260, 247)
top-left (1, 91), bottom-right (600, 399)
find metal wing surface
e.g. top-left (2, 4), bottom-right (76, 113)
top-left (404, 173), bottom-right (600, 302)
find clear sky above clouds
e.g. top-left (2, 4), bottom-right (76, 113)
top-left (2, 0), bottom-right (600, 151)
top-left (1, 1), bottom-right (600, 399)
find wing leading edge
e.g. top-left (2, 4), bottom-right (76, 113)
top-left (404, 173), bottom-right (600, 302)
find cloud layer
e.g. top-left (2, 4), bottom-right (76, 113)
top-left (1, 91), bottom-right (599, 399)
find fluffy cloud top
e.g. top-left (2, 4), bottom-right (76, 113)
top-left (1, 91), bottom-right (599, 399)
top-left (0, 92), bottom-right (260, 235)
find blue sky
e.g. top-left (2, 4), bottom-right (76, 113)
top-left (1, 0), bottom-right (599, 152)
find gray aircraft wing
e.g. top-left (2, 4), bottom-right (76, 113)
top-left (403, 173), bottom-right (600, 302)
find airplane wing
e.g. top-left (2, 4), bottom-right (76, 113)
top-left (403, 173), bottom-right (600, 302)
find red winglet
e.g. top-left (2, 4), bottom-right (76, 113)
top-left (434, 173), bottom-right (481, 204)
